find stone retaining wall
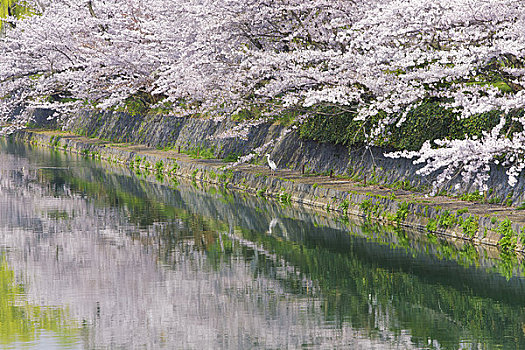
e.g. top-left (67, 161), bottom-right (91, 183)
top-left (64, 110), bottom-right (525, 206)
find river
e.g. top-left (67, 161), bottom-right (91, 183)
top-left (0, 138), bottom-right (524, 349)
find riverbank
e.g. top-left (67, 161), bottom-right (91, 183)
top-left (10, 129), bottom-right (525, 254)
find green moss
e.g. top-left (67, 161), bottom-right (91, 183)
top-left (181, 146), bottom-right (216, 159)
top-left (112, 91), bottom-right (171, 116)
top-left (299, 98), bottom-right (515, 152)
top-left (223, 152), bottom-right (241, 163)
top-left (150, 100), bottom-right (174, 115)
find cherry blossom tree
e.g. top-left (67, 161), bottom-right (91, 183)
top-left (1, 0), bottom-right (525, 192)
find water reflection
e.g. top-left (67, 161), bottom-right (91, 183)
top-left (0, 138), bottom-right (524, 349)
top-left (0, 255), bottom-right (79, 349)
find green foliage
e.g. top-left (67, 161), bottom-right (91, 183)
top-left (182, 146), bottom-right (216, 159)
top-left (437, 210), bottom-right (456, 229)
top-left (456, 208), bottom-right (469, 215)
top-left (231, 105), bottom-right (263, 121)
top-left (339, 199), bottom-right (350, 216)
top-left (143, 160), bottom-right (151, 175)
top-left (25, 121), bottom-right (40, 129)
top-left (223, 152), bottom-right (240, 162)
top-left (279, 189), bottom-right (291, 205)
top-left (460, 191), bottom-right (484, 202)
top-left (49, 135), bottom-right (60, 148)
top-left (299, 98), bottom-right (517, 151)
top-left (214, 169), bottom-right (233, 185)
top-left (394, 201), bottom-right (409, 223)
top-left (359, 199), bottom-right (382, 219)
top-left (129, 156), bottom-right (143, 172)
top-left (460, 216), bottom-right (479, 238)
top-left (154, 160), bottom-right (164, 181)
top-left (218, 172), bottom-right (228, 183)
top-left (488, 196), bottom-right (502, 204)
top-left (113, 91), bottom-right (171, 116)
top-left (1, 0), bottom-right (34, 31)
top-left (155, 160), bottom-right (164, 174)
top-left (256, 187), bottom-right (267, 197)
top-left (359, 199), bottom-right (372, 212)
top-left (426, 218), bottom-right (438, 232)
top-left (167, 163), bottom-right (179, 185)
top-left (497, 218), bottom-right (517, 252)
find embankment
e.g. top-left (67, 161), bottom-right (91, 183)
top-left (66, 110), bottom-right (525, 206)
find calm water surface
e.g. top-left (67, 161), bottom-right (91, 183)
top-left (0, 139), bottom-right (525, 349)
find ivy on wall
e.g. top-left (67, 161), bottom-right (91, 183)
top-left (299, 99), bottom-right (520, 152)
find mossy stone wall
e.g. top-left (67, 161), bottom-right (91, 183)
top-left (63, 109), bottom-right (525, 205)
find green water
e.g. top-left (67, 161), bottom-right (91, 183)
top-left (0, 138), bottom-right (524, 349)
